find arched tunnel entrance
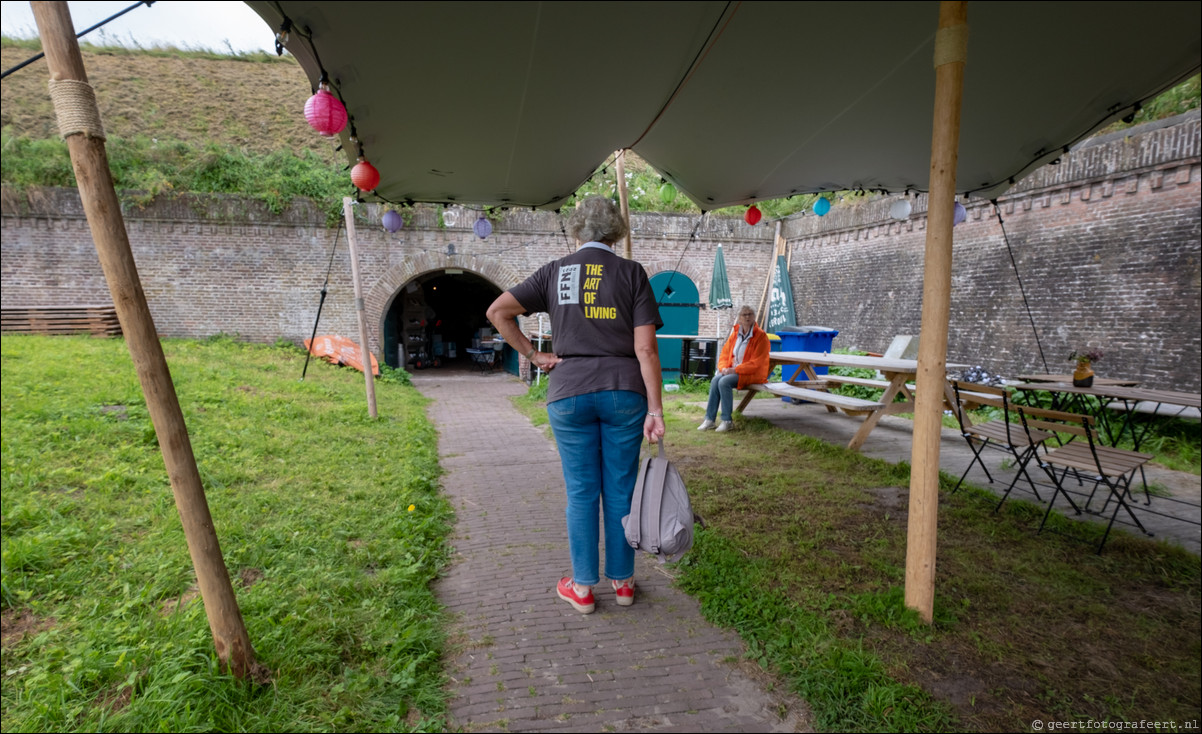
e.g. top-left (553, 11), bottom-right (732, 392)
top-left (383, 270), bottom-right (511, 373)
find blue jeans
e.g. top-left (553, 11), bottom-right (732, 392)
top-left (546, 390), bottom-right (647, 586)
top-left (706, 373), bottom-right (740, 421)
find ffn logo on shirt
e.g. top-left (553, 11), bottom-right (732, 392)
top-left (557, 264), bottom-right (580, 304)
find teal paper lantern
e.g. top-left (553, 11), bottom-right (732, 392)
top-left (813, 197), bottom-right (831, 216)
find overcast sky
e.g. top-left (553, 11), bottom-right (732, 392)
top-left (1, 1), bottom-right (277, 54)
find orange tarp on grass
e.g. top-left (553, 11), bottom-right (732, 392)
top-left (304, 335), bottom-right (380, 376)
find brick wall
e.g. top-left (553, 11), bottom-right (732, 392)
top-left (0, 191), bottom-right (774, 355)
top-left (2, 113), bottom-right (1198, 391)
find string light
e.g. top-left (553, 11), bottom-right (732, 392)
top-left (275, 19), bottom-right (291, 56)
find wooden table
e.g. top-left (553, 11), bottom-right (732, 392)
top-left (1011, 382), bottom-right (1201, 449)
top-left (1015, 373), bottom-right (1140, 387)
top-left (735, 351), bottom-right (969, 451)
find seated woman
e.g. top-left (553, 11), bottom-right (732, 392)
top-left (698, 305), bottom-right (770, 432)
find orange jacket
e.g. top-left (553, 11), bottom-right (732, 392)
top-left (717, 323), bottom-right (771, 390)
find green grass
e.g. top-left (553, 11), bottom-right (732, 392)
top-left (666, 403), bottom-right (1200, 731)
top-left (1, 335), bottom-right (453, 732)
top-left (513, 380), bottom-right (1201, 731)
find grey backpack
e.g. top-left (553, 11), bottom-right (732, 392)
top-left (623, 440), bottom-right (700, 563)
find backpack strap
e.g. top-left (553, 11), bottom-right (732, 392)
top-left (644, 440), bottom-right (669, 554)
top-left (627, 451), bottom-right (651, 549)
top-left (626, 440), bottom-right (667, 552)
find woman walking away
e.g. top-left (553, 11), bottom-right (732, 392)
top-left (698, 305), bottom-right (770, 432)
top-left (486, 196), bottom-right (665, 614)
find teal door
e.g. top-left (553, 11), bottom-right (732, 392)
top-left (649, 271), bottom-right (699, 383)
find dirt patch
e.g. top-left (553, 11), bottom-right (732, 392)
top-left (1, 609), bottom-right (56, 648)
top-left (94, 685), bottom-right (133, 715)
top-left (863, 486), bottom-right (908, 510)
top-left (158, 586), bottom-right (200, 616)
top-left (99, 404), bottom-right (128, 420)
top-left (238, 567), bottom-right (264, 589)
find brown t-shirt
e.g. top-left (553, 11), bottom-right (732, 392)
top-left (508, 243), bottom-right (663, 403)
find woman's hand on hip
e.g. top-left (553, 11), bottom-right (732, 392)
top-left (530, 351), bottom-right (562, 371)
top-left (644, 414), bottom-right (665, 443)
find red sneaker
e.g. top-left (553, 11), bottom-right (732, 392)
top-left (557, 577), bottom-right (595, 613)
top-left (612, 578), bottom-right (635, 607)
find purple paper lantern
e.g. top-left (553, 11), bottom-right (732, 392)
top-left (953, 201), bottom-right (967, 226)
top-left (382, 210), bottom-right (403, 233)
top-left (473, 213), bottom-right (493, 240)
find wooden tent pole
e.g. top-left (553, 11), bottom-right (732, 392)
top-left (755, 222), bottom-right (781, 329)
top-left (343, 197), bottom-right (378, 419)
top-left (31, 1), bottom-right (261, 678)
top-left (905, 0), bottom-right (968, 624)
top-left (614, 149), bottom-right (634, 259)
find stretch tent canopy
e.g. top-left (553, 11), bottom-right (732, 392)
top-left (247, 1), bottom-right (1199, 209)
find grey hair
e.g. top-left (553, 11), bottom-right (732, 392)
top-left (566, 195), bottom-right (629, 245)
top-left (738, 306), bottom-right (756, 317)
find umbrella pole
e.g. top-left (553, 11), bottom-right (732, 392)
top-left (31, 0), bottom-right (261, 678)
top-left (343, 197), bottom-right (378, 419)
top-left (905, 0), bottom-right (967, 625)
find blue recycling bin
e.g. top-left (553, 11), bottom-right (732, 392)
top-left (773, 327), bottom-right (839, 398)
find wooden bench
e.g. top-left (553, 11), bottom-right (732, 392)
top-left (0, 305), bottom-right (122, 337)
top-left (741, 382), bottom-right (885, 414)
top-left (821, 374), bottom-right (916, 391)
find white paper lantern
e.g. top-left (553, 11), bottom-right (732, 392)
top-left (889, 199), bottom-right (912, 220)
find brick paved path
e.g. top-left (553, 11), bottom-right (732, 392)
top-left (413, 368), bottom-right (811, 732)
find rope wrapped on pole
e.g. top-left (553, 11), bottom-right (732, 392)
top-left (48, 79), bottom-right (106, 139)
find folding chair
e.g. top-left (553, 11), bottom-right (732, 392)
top-left (947, 380), bottom-right (1051, 511)
top-left (1015, 405), bottom-right (1155, 553)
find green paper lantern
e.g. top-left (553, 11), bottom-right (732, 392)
top-left (659, 182), bottom-right (678, 204)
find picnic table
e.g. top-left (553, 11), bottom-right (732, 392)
top-left (735, 351), bottom-right (969, 451)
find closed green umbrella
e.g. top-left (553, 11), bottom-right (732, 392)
top-left (709, 244), bottom-right (733, 311)
top-left (709, 244), bottom-right (734, 340)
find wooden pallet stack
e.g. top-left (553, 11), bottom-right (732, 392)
top-left (0, 305), bottom-right (122, 337)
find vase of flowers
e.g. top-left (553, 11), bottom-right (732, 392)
top-left (1069, 349), bottom-right (1103, 387)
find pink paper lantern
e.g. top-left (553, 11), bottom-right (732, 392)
top-left (351, 158), bottom-right (380, 192)
top-left (382, 210), bottom-right (403, 233)
top-left (744, 205), bottom-right (762, 226)
top-left (304, 84), bottom-right (347, 137)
